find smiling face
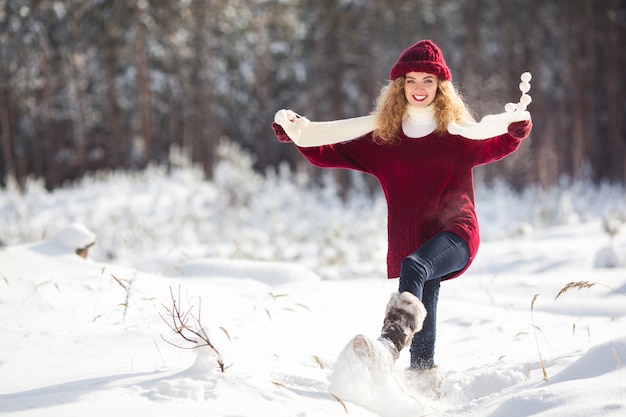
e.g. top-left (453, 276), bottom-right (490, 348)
top-left (404, 71), bottom-right (438, 107)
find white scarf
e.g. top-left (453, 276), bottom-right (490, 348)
top-left (275, 107), bottom-right (530, 147)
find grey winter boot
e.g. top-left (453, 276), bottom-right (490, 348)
top-left (379, 291), bottom-right (427, 360)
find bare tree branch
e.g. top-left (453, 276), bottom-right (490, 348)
top-left (160, 285), bottom-right (228, 372)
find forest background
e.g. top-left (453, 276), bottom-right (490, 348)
top-left (0, 0), bottom-right (624, 192)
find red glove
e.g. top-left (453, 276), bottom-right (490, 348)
top-left (508, 119), bottom-right (532, 139)
top-left (272, 122), bottom-right (293, 143)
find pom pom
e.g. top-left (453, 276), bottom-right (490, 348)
top-left (516, 102), bottom-right (526, 112)
top-left (505, 103), bottom-right (516, 113)
top-left (520, 94), bottom-right (532, 106)
top-left (521, 72), bottom-right (532, 82)
top-left (519, 81), bottom-right (530, 94)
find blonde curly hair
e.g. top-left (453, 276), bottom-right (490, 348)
top-left (373, 76), bottom-right (474, 145)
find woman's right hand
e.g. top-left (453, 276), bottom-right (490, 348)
top-left (273, 109), bottom-right (310, 143)
top-left (272, 122), bottom-right (292, 143)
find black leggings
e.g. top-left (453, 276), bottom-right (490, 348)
top-left (398, 231), bottom-right (470, 369)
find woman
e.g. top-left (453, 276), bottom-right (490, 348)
top-left (271, 40), bottom-right (532, 394)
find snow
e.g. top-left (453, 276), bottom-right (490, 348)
top-left (1, 156), bottom-right (625, 416)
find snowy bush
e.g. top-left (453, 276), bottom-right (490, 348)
top-left (1, 140), bottom-right (625, 279)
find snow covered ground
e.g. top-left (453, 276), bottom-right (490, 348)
top-left (1, 150), bottom-right (625, 416)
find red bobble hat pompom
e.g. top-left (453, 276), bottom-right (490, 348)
top-left (389, 40), bottom-right (452, 81)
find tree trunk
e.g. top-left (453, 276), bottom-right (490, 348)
top-left (134, 0), bottom-right (153, 168)
top-left (190, 0), bottom-right (218, 178)
top-left (603, 0), bottom-right (623, 182)
top-left (104, 39), bottom-right (124, 169)
top-left (69, 0), bottom-right (88, 177)
top-left (569, 2), bottom-right (589, 181)
top-left (461, 0), bottom-right (480, 97)
top-left (530, 0), bottom-right (553, 188)
top-left (0, 86), bottom-right (15, 184)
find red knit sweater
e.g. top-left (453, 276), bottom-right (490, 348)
top-left (297, 130), bottom-right (523, 279)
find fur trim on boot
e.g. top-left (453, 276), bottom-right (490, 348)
top-left (379, 292), bottom-right (427, 359)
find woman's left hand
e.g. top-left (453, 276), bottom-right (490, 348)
top-left (449, 72), bottom-right (532, 140)
top-left (508, 119), bottom-right (533, 139)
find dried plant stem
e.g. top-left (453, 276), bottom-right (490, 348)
top-left (531, 294), bottom-right (549, 382)
top-left (613, 347), bottom-right (623, 404)
top-left (554, 281), bottom-right (596, 300)
top-left (330, 393), bottom-right (349, 414)
top-left (160, 285), bottom-right (228, 372)
top-left (554, 280), bottom-right (625, 301)
top-left (111, 274), bottom-right (133, 321)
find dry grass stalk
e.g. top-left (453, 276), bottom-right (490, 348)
top-left (330, 393), bottom-right (349, 414)
top-left (312, 355), bottom-right (324, 369)
top-left (530, 294), bottom-right (549, 382)
top-left (554, 281), bottom-right (596, 300)
top-left (262, 292), bottom-right (311, 321)
top-left (554, 280), bottom-right (626, 302)
top-left (613, 347), bottom-right (623, 399)
top-left (111, 274), bottom-right (134, 321)
top-left (111, 274), bottom-right (128, 291)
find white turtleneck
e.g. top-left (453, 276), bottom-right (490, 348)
top-left (402, 105), bottom-right (436, 138)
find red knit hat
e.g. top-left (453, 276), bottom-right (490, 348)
top-left (389, 40), bottom-right (452, 81)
